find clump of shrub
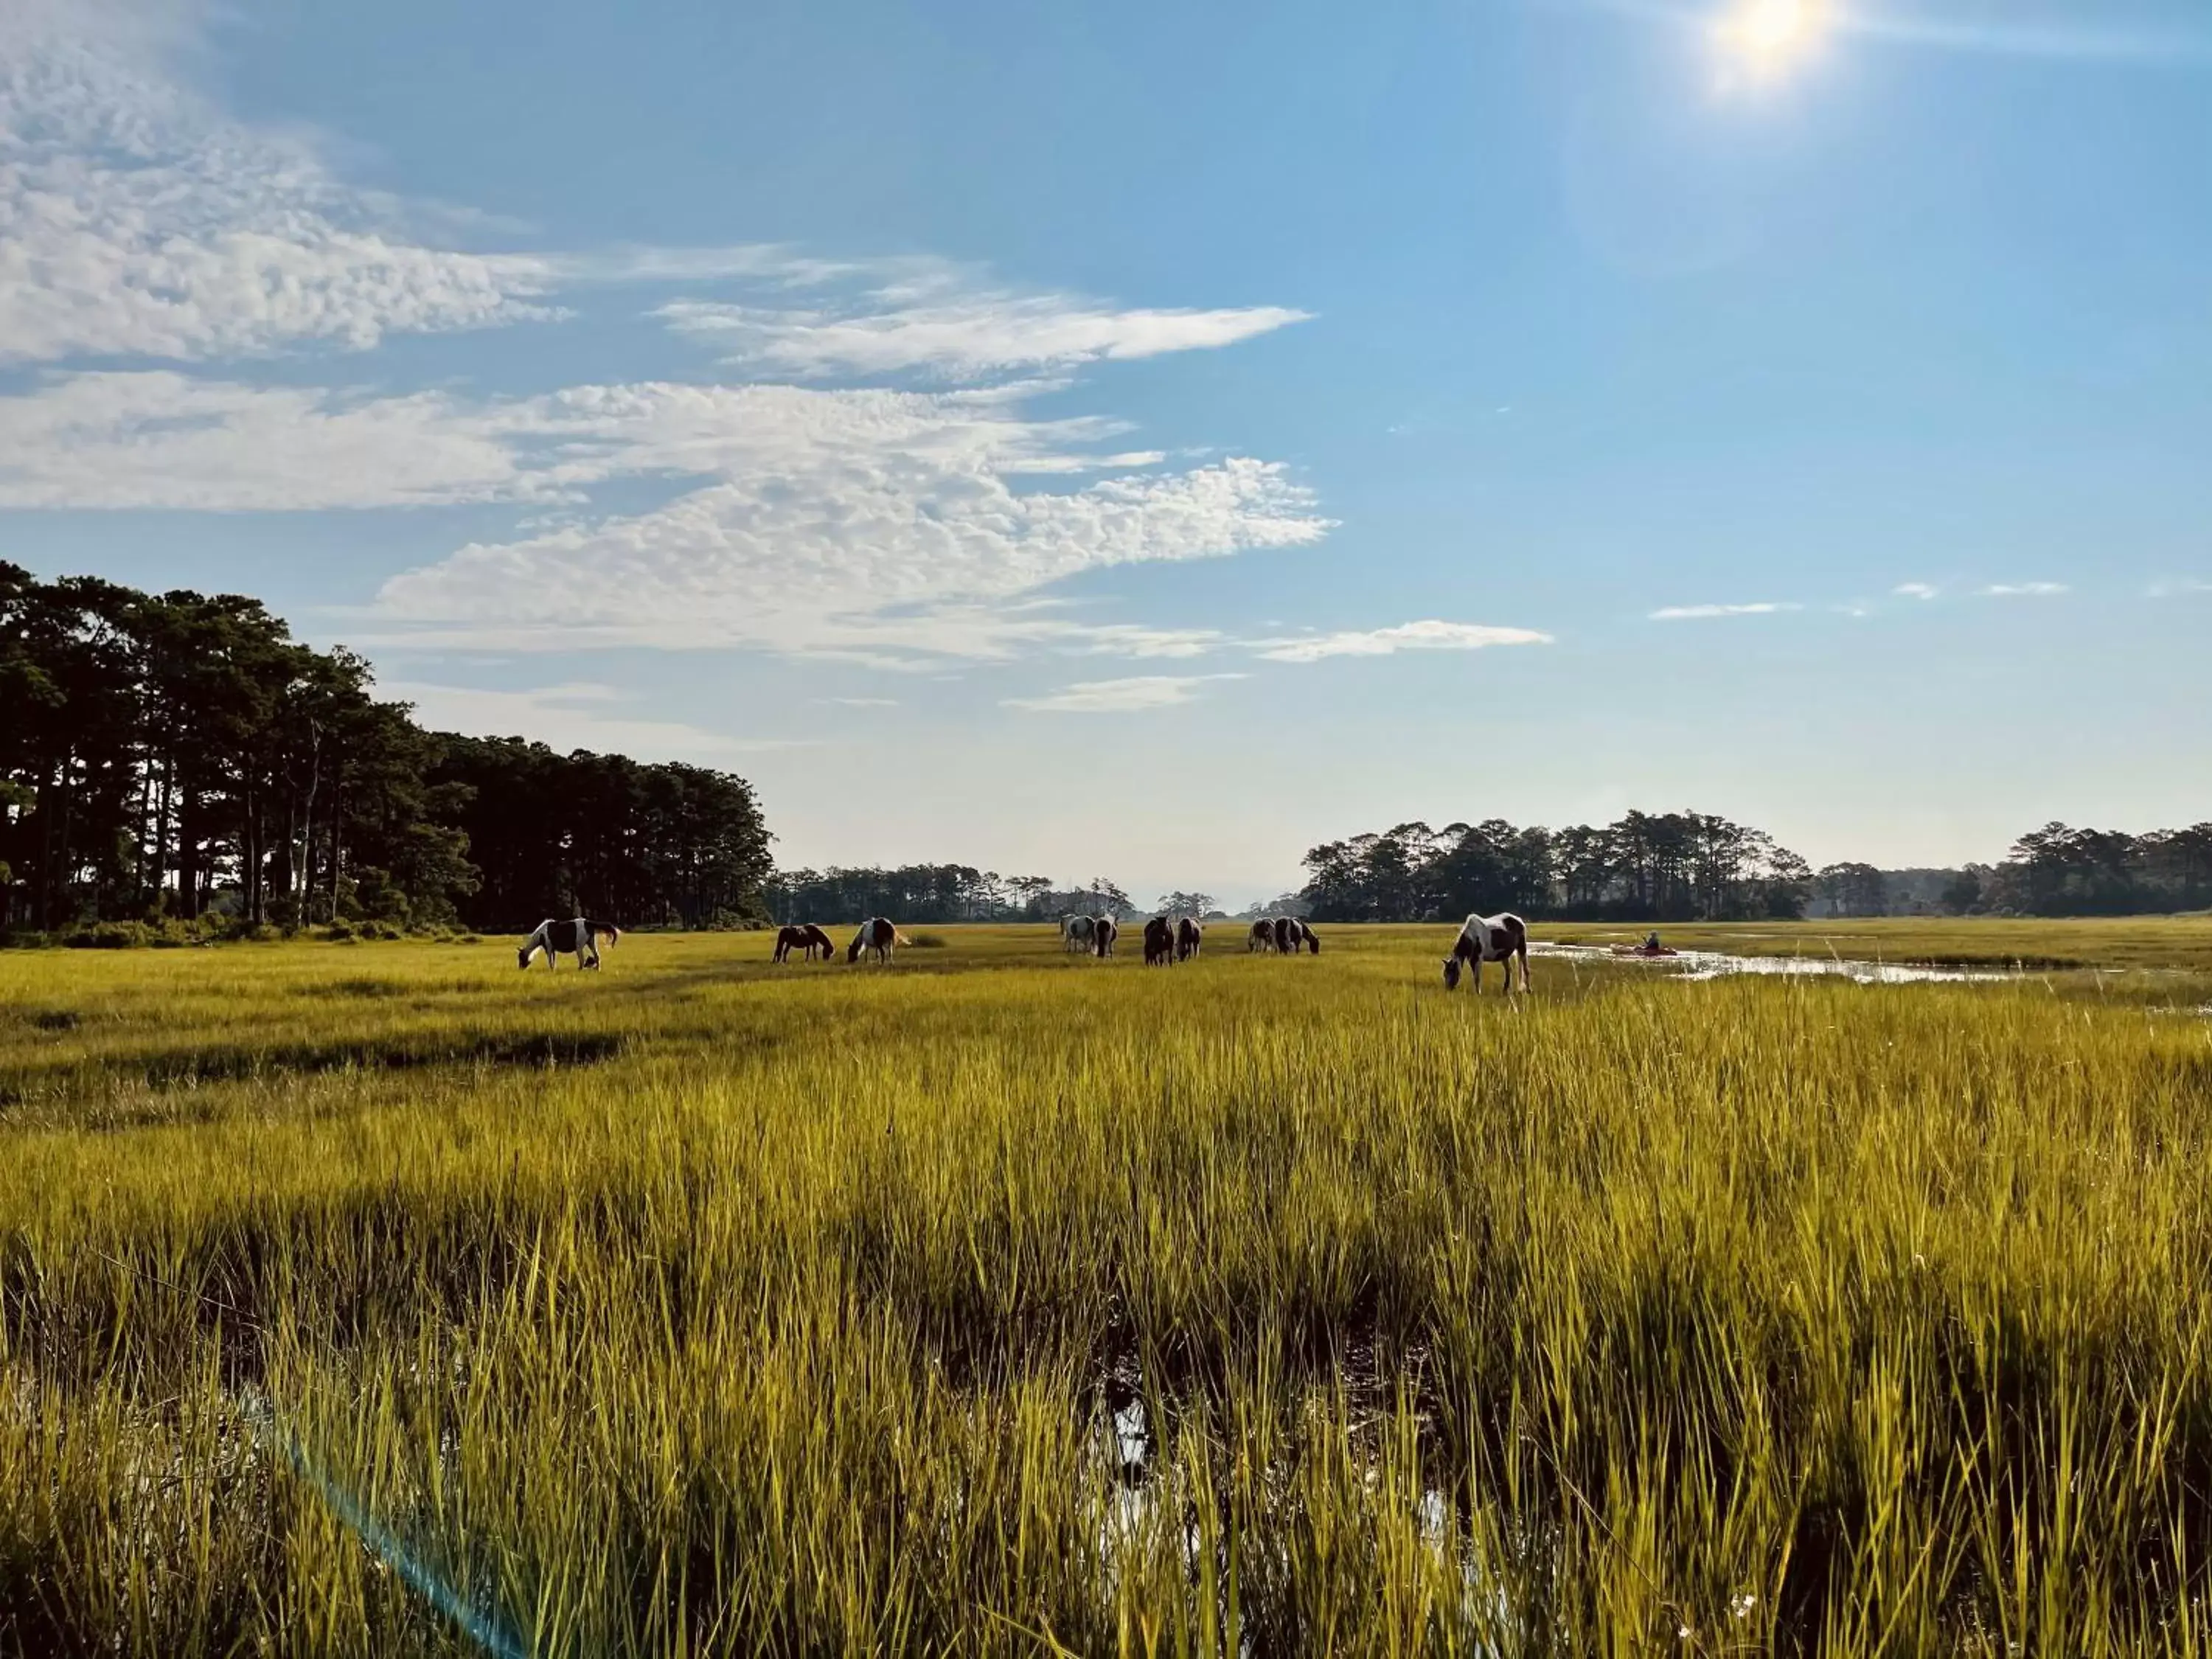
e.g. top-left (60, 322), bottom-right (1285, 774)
top-left (905, 932), bottom-right (948, 949)
top-left (63, 921), bottom-right (156, 950)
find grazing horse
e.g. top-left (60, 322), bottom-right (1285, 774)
top-left (1248, 919), bottom-right (1276, 953)
top-left (518, 917), bottom-right (620, 970)
top-left (1176, 917), bottom-right (1203, 961)
top-left (1442, 912), bottom-right (1531, 993)
top-left (1291, 919), bottom-right (1320, 955)
top-left (1062, 914), bottom-right (1097, 953)
top-left (1143, 915), bottom-right (1176, 965)
top-left (847, 917), bottom-right (911, 964)
top-left (1093, 916), bottom-right (1120, 959)
top-left (774, 923), bottom-right (836, 963)
top-left (1273, 916), bottom-right (1299, 955)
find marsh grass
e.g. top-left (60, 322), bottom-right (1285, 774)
top-left (4, 925), bottom-right (2212, 1654)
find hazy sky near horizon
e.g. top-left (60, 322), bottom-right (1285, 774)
top-left (4, 0), bottom-right (2207, 905)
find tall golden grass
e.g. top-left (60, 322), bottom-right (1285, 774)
top-left (4, 925), bottom-right (2211, 1655)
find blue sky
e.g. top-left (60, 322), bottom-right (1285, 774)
top-left (4, 0), bottom-right (2207, 905)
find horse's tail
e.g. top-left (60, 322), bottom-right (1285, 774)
top-left (591, 922), bottom-right (622, 947)
top-left (894, 930), bottom-right (912, 947)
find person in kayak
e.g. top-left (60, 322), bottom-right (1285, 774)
top-left (1643, 931), bottom-right (1663, 953)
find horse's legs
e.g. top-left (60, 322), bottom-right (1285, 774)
top-left (1517, 944), bottom-right (1531, 993)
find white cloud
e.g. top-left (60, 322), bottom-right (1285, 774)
top-left (2148, 579), bottom-right (2212, 598)
top-left (0, 372), bottom-right (547, 508)
top-left (1893, 582), bottom-right (1939, 600)
top-left (1003, 674), bottom-right (1246, 714)
top-left (1252, 619), bottom-right (1553, 663)
top-left (0, 1), bottom-right (551, 365)
top-left (822, 696), bottom-right (899, 707)
top-left (1649, 602), bottom-right (1802, 620)
top-left (1066, 624), bottom-right (1227, 658)
top-left (659, 293), bottom-right (1310, 380)
top-left (1, 1), bottom-right (1330, 667)
top-left (378, 680), bottom-right (806, 760)
top-left (371, 402), bottom-right (1328, 654)
top-left (1980, 582), bottom-right (2070, 597)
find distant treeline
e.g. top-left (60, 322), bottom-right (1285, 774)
top-left (764, 867), bottom-right (1147, 925)
top-left (1, 566), bottom-right (771, 936)
top-left (1300, 812), bottom-right (2212, 923)
top-left (1299, 811), bottom-right (1814, 924)
top-left (1944, 822), bottom-right (2212, 918)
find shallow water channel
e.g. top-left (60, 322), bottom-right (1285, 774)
top-left (1528, 942), bottom-right (2017, 985)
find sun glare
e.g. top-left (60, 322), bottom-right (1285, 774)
top-left (1711, 0), bottom-right (1832, 85)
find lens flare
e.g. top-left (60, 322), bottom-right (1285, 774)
top-left (1711, 0), bottom-right (1832, 83)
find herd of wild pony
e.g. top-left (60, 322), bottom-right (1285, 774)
top-left (520, 909), bottom-right (1537, 992)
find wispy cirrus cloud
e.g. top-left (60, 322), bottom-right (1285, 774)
top-left (1252, 619), bottom-right (1554, 662)
top-left (1980, 582), bottom-right (2070, 598)
top-left (1003, 674), bottom-right (1245, 714)
top-left (0, 0), bottom-right (552, 366)
top-left (373, 444), bottom-right (1325, 657)
top-left (1649, 602), bottom-right (1801, 621)
top-left (658, 290), bottom-right (1310, 380)
top-left (376, 681), bottom-right (807, 759)
top-left (2148, 579), bottom-right (2212, 598)
top-left (0, 372), bottom-right (551, 509)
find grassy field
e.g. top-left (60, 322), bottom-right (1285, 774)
top-left (5, 922), bottom-right (2212, 1655)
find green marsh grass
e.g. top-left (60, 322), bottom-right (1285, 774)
top-left (4, 925), bottom-right (2212, 1654)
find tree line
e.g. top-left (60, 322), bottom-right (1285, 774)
top-left (1, 566), bottom-right (771, 937)
top-left (762, 868), bottom-right (1150, 925)
top-left (1298, 810), bottom-right (2212, 923)
top-left (1943, 822), bottom-right (2212, 918)
top-left (1298, 811), bottom-right (1815, 924)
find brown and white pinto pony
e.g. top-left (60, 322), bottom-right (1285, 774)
top-left (1176, 917), bottom-right (1203, 961)
top-left (518, 917), bottom-right (620, 970)
top-left (1273, 916), bottom-right (1298, 955)
top-left (773, 923), bottom-right (836, 963)
top-left (1092, 915), bottom-right (1120, 959)
top-left (1442, 912), bottom-right (1531, 993)
top-left (1248, 919), bottom-right (1276, 953)
top-left (847, 917), bottom-right (911, 964)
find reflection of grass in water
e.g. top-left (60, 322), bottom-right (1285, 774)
top-left (6, 927), bottom-right (2212, 1652)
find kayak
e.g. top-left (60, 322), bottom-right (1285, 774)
top-left (1612, 945), bottom-right (1680, 958)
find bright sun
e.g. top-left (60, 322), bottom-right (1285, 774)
top-left (1711, 0), bottom-right (1832, 83)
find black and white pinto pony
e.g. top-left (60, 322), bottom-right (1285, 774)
top-left (1247, 919), bottom-right (1276, 953)
top-left (518, 917), bottom-right (621, 970)
top-left (1442, 912), bottom-right (1531, 993)
top-left (1061, 914), bottom-right (1097, 953)
top-left (1092, 915), bottom-right (1120, 959)
top-left (847, 917), bottom-right (911, 964)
